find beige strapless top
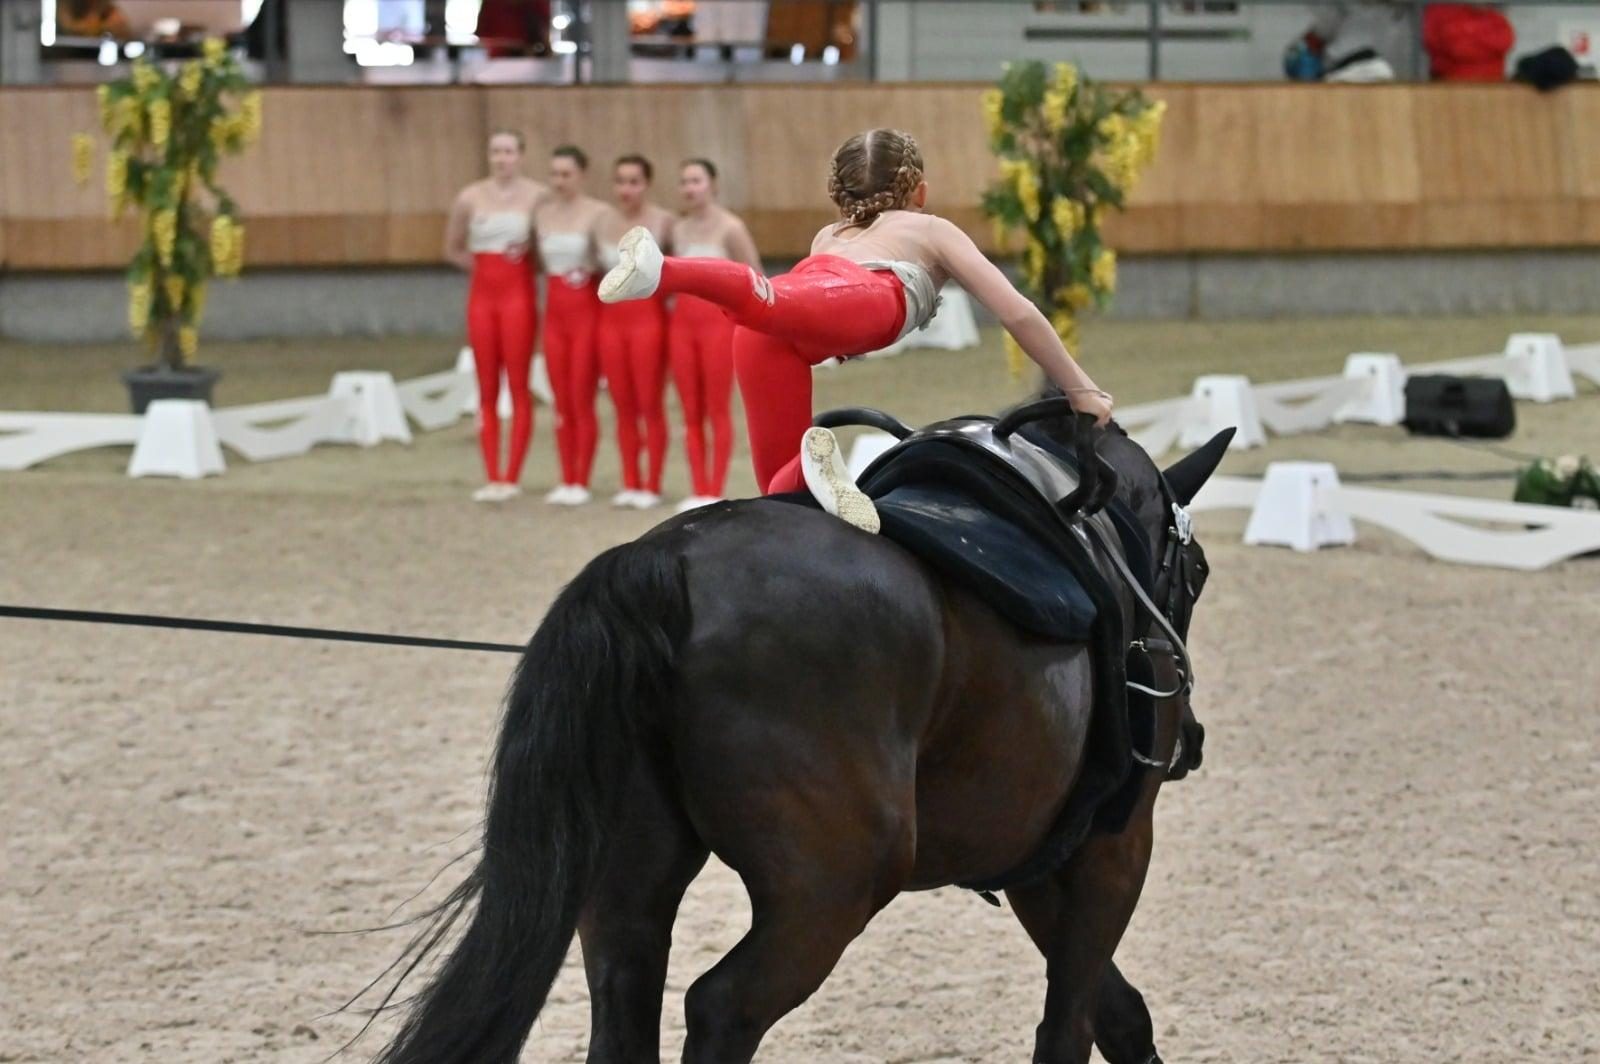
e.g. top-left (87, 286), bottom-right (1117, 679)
top-left (540, 232), bottom-right (592, 279)
top-left (468, 211), bottom-right (529, 254)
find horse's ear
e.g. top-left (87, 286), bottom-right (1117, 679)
top-left (1162, 428), bottom-right (1235, 505)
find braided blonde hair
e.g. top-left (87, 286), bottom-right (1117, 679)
top-left (827, 129), bottom-right (925, 229)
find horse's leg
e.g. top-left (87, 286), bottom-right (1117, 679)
top-left (579, 757), bottom-right (708, 1064)
top-left (1006, 809), bottom-right (1156, 1064)
top-left (1093, 961), bottom-right (1161, 1064)
top-left (679, 854), bottom-right (907, 1064)
top-left (677, 742), bottom-right (917, 1063)
top-left (1011, 885), bottom-right (1160, 1064)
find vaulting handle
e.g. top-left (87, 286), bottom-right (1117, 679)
top-left (991, 396), bottom-right (1080, 441)
top-left (812, 406), bottom-right (915, 440)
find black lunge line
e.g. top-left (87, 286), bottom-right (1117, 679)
top-left (0, 605), bottom-right (525, 655)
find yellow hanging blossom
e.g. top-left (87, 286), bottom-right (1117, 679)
top-left (105, 149), bottom-right (128, 216)
top-left (1132, 101), bottom-right (1165, 169)
top-left (131, 60), bottom-right (159, 94)
top-left (210, 214), bottom-right (234, 268)
top-left (982, 88), bottom-right (1005, 140)
top-left (1024, 238), bottom-right (1047, 288)
top-left (72, 133), bottom-right (95, 187)
top-left (152, 208), bottom-right (177, 266)
top-left (1091, 247), bottom-right (1117, 293)
top-left (1041, 87), bottom-right (1070, 135)
top-left (96, 84), bottom-right (114, 127)
top-left (148, 98), bottom-right (172, 150)
top-left (1057, 283), bottom-right (1095, 310)
top-left (178, 61), bottom-right (203, 100)
top-left (211, 221), bottom-right (246, 278)
top-left (1051, 197), bottom-right (1086, 238)
top-left (128, 279), bottom-right (153, 336)
top-left (1016, 165), bottom-right (1041, 223)
top-left (164, 275), bottom-right (186, 311)
top-left (998, 157), bottom-right (1029, 186)
top-left (203, 37), bottom-right (227, 64)
top-left (178, 325), bottom-right (199, 360)
top-left (189, 282), bottom-right (208, 324)
top-left (226, 225), bottom-right (246, 275)
top-left (111, 95), bottom-right (143, 139)
top-left (1054, 62), bottom-right (1079, 100)
top-left (238, 92), bottom-right (263, 144)
top-left (1050, 309), bottom-right (1079, 353)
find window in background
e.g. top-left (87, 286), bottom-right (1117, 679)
top-left (43, 1), bottom-right (257, 44)
top-left (343, 0), bottom-right (423, 65)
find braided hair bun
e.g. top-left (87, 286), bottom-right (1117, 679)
top-left (828, 129), bottom-right (925, 228)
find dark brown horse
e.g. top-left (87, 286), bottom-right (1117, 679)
top-left (368, 410), bottom-right (1231, 1064)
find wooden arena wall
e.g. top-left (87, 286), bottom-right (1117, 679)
top-left (5, 82), bottom-right (1600, 270)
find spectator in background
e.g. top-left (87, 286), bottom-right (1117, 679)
top-left (1298, 2), bottom-right (1412, 82)
top-left (57, 0), bottom-right (131, 39)
top-left (1424, 4), bottom-right (1515, 81)
top-left (475, 0), bottom-right (551, 58)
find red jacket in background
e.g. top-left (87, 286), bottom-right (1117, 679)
top-left (476, 0), bottom-right (552, 58)
top-left (1423, 4), bottom-right (1515, 81)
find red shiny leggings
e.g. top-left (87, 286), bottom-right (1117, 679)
top-left (545, 276), bottom-right (601, 488)
top-left (467, 253), bottom-right (536, 483)
top-left (599, 297), bottom-right (669, 494)
top-left (655, 254), bottom-right (905, 493)
top-left (669, 294), bottom-right (737, 498)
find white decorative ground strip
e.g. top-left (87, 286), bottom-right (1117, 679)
top-left (397, 369), bottom-right (477, 432)
top-left (212, 395), bottom-right (352, 462)
top-left (0, 412), bottom-right (142, 470)
top-left (1192, 470), bottom-right (1600, 571)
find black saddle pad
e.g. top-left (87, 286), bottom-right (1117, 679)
top-left (875, 483), bottom-right (1097, 643)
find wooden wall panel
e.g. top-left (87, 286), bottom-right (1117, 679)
top-left (7, 82), bottom-right (1600, 270)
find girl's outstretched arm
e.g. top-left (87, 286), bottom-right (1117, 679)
top-left (927, 215), bottom-right (1112, 424)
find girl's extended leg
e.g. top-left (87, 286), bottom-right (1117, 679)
top-left (467, 296), bottom-right (505, 483)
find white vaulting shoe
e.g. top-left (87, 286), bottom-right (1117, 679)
top-left (552, 485), bottom-right (591, 507)
top-left (543, 484), bottom-right (573, 504)
top-left (802, 427), bottom-right (880, 534)
top-left (598, 226), bottom-right (663, 304)
top-left (472, 483), bottom-right (505, 503)
top-left (629, 491), bottom-right (662, 510)
top-left (611, 489), bottom-right (641, 508)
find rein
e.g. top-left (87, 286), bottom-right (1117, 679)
top-left (1075, 465), bottom-right (1199, 779)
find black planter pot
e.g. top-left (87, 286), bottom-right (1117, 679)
top-left (122, 365), bottom-right (221, 414)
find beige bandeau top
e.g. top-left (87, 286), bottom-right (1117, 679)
top-left (468, 211), bottom-right (530, 254)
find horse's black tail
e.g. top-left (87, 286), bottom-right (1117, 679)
top-left (372, 540), bottom-right (691, 1064)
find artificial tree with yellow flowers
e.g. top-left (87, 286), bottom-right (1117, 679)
top-left (73, 39), bottom-right (260, 372)
top-left (980, 61), bottom-right (1164, 375)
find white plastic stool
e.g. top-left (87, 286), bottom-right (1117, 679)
top-left (1243, 462), bottom-right (1356, 553)
top-left (1503, 333), bottom-right (1575, 403)
top-left (329, 371), bottom-right (413, 447)
top-left (127, 399), bottom-right (226, 479)
top-left (1335, 353), bottom-right (1407, 426)
top-left (1180, 375), bottom-right (1265, 450)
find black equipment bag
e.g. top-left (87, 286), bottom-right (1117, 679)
top-left (1403, 375), bottom-right (1515, 439)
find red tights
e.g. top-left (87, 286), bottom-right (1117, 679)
top-left (655, 254), bottom-right (905, 493)
top-left (467, 253), bottom-right (536, 483)
top-left (545, 277), bottom-right (601, 488)
top-left (669, 294), bottom-right (736, 498)
top-left (599, 297), bottom-right (669, 495)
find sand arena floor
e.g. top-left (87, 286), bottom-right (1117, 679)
top-left (3, 318), bottom-right (1598, 1061)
